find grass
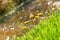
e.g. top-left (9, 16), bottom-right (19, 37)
top-left (15, 10), bottom-right (60, 40)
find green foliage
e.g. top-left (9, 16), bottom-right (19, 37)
top-left (15, 10), bottom-right (60, 40)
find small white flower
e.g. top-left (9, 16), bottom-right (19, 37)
top-left (6, 36), bottom-right (9, 40)
top-left (52, 8), bottom-right (55, 10)
top-left (10, 28), bottom-right (14, 30)
top-left (48, 1), bottom-right (52, 5)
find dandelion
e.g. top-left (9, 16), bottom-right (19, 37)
top-left (24, 21), bottom-right (30, 24)
top-left (21, 26), bottom-right (27, 29)
top-left (35, 16), bottom-right (39, 19)
top-left (37, 12), bottom-right (43, 16)
top-left (29, 14), bottom-right (34, 18)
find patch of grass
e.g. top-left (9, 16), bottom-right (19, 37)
top-left (15, 10), bottom-right (60, 40)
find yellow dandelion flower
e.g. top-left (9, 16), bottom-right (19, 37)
top-left (35, 16), bottom-right (39, 19)
top-left (29, 14), bottom-right (34, 18)
top-left (37, 12), bottom-right (43, 16)
top-left (21, 26), bottom-right (27, 29)
top-left (24, 21), bottom-right (30, 24)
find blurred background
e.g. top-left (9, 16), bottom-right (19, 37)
top-left (0, 0), bottom-right (60, 40)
